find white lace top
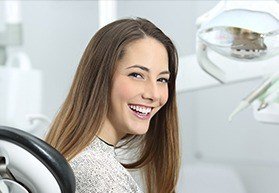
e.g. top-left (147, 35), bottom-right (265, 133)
top-left (69, 137), bottom-right (143, 193)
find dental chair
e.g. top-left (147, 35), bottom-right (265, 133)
top-left (0, 126), bottom-right (75, 193)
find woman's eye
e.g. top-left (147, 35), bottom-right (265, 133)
top-left (158, 78), bottom-right (169, 83)
top-left (128, 72), bottom-right (143, 79)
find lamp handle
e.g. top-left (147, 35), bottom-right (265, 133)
top-left (196, 40), bottom-right (226, 83)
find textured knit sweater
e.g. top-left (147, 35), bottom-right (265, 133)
top-left (70, 137), bottom-right (143, 193)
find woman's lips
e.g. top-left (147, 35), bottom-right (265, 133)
top-left (130, 108), bottom-right (152, 120)
top-left (128, 104), bottom-right (152, 120)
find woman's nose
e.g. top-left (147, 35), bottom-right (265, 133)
top-left (142, 81), bottom-right (160, 102)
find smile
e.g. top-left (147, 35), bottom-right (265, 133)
top-left (128, 104), bottom-right (153, 119)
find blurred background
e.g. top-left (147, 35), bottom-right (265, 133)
top-left (0, 1), bottom-right (279, 193)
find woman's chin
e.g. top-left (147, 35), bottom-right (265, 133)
top-left (129, 127), bottom-right (149, 136)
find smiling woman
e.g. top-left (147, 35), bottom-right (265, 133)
top-left (100, 37), bottom-right (170, 140)
top-left (45, 17), bottom-right (180, 193)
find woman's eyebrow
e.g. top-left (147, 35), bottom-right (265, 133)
top-left (126, 65), bottom-right (149, 72)
top-left (126, 65), bottom-right (170, 75)
top-left (159, 71), bottom-right (170, 75)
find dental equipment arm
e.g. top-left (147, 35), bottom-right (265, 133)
top-left (196, 39), bottom-right (226, 83)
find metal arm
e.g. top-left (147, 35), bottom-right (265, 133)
top-left (196, 40), bottom-right (226, 83)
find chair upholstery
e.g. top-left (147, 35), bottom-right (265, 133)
top-left (0, 126), bottom-right (75, 193)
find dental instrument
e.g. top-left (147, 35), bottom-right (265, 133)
top-left (229, 72), bottom-right (279, 121)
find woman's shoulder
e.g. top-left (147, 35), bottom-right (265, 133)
top-left (69, 147), bottom-right (116, 192)
top-left (70, 146), bottom-right (108, 166)
top-left (69, 138), bottom-right (115, 169)
top-left (68, 144), bottom-right (143, 193)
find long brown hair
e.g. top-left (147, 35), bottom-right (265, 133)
top-left (45, 17), bottom-right (180, 193)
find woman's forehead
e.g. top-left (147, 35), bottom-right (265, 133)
top-left (117, 37), bottom-right (169, 71)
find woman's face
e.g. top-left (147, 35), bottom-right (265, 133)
top-left (101, 37), bottom-right (170, 144)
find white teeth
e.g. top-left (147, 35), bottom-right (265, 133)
top-left (129, 105), bottom-right (152, 114)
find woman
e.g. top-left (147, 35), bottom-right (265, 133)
top-left (45, 17), bottom-right (180, 193)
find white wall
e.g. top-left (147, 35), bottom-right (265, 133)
top-left (21, 0), bottom-right (99, 119)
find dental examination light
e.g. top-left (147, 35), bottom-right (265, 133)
top-left (196, 0), bottom-right (279, 83)
top-left (196, 0), bottom-right (279, 123)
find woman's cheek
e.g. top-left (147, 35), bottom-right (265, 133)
top-left (161, 87), bottom-right (169, 105)
top-left (114, 79), bottom-right (140, 100)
